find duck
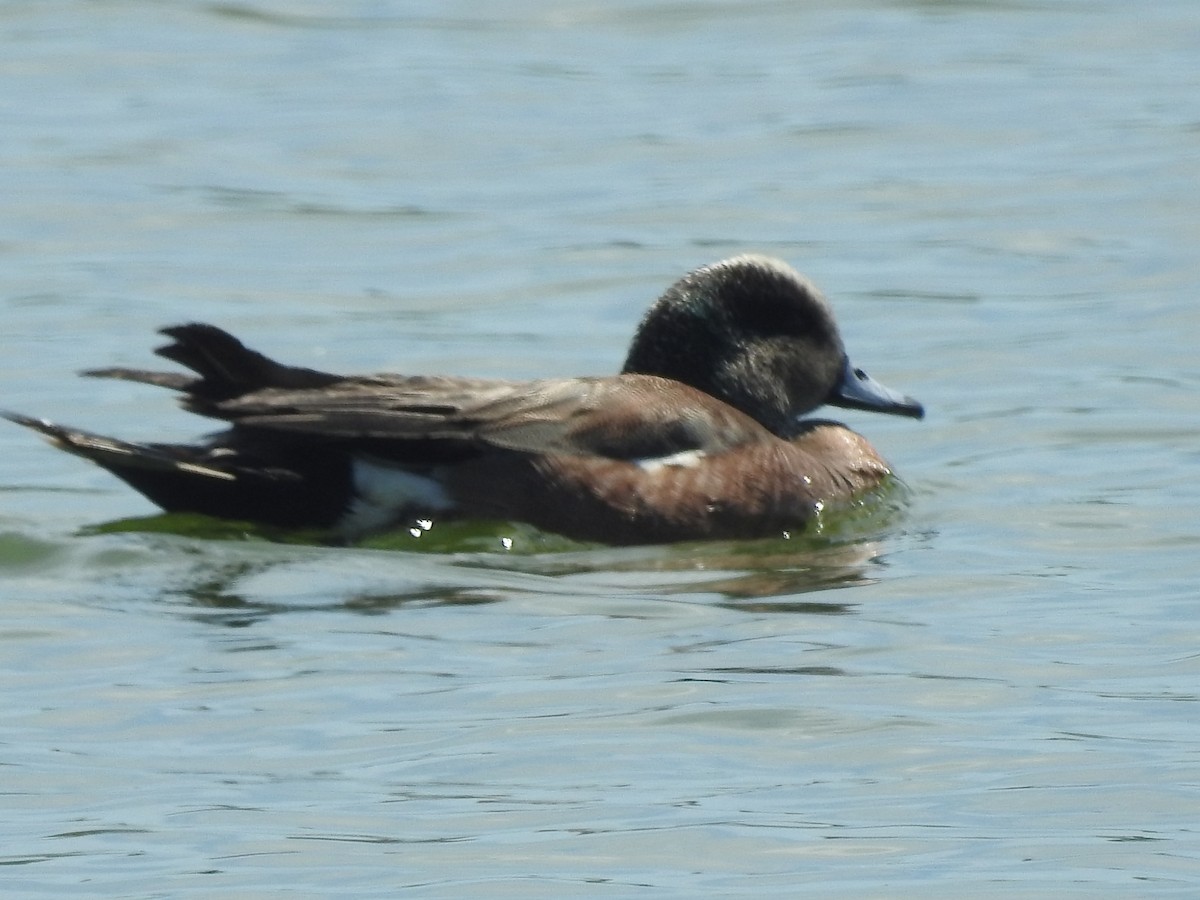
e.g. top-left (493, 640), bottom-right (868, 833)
top-left (4, 255), bottom-right (923, 545)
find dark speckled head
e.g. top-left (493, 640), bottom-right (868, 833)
top-left (621, 255), bottom-right (922, 434)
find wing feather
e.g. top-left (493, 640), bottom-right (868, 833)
top-left (213, 374), bottom-right (763, 461)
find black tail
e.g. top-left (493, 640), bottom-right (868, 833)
top-left (2, 411), bottom-right (348, 529)
top-left (85, 323), bottom-right (343, 415)
top-left (1, 411), bottom-right (232, 478)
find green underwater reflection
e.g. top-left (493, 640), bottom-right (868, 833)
top-left (69, 479), bottom-right (913, 622)
top-left (80, 476), bottom-right (912, 557)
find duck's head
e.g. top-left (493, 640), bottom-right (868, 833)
top-left (621, 255), bottom-right (924, 434)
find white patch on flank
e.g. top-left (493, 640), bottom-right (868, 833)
top-left (635, 449), bottom-right (707, 473)
top-left (339, 458), bottom-right (454, 536)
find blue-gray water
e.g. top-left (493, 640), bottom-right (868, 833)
top-left (3, 1), bottom-right (1199, 896)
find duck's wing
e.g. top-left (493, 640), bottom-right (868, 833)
top-left (81, 322), bottom-right (768, 461)
top-left (215, 374), bottom-right (766, 463)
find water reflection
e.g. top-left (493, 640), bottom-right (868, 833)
top-left (72, 498), bottom-right (906, 625)
top-left (462, 531), bottom-right (888, 608)
top-left (135, 535), bottom-right (886, 626)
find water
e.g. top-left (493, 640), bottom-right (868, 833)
top-left (2, 0), bottom-right (1199, 896)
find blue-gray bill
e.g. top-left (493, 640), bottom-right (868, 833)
top-left (828, 356), bottom-right (925, 420)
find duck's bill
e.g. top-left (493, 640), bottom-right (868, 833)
top-left (828, 356), bottom-right (924, 419)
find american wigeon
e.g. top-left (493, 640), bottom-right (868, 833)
top-left (4, 255), bottom-right (923, 544)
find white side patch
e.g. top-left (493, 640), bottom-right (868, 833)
top-left (339, 458), bottom-right (455, 536)
top-left (635, 449), bottom-right (707, 473)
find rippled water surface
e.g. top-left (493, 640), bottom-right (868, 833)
top-left (3, 1), bottom-right (1199, 896)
